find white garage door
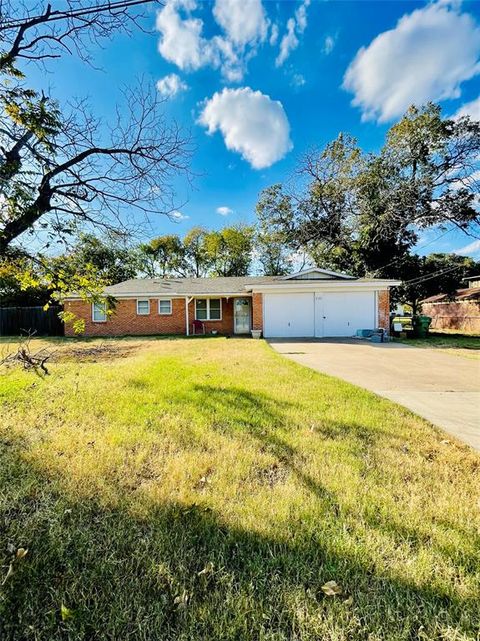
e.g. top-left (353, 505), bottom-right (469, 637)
top-left (315, 292), bottom-right (376, 337)
top-left (263, 293), bottom-right (314, 337)
top-left (263, 291), bottom-right (377, 338)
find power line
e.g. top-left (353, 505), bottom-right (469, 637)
top-left (0, 0), bottom-right (158, 31)
top-left (401, 264), bottom-right (464, 287)
top-left (369, 227), bottom-right (457, 277)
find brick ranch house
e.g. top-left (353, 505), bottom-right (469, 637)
top-left (64, 268), bottom-right (399, 338)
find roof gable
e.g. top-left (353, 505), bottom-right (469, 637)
top-left (282, 267), bottom-right (355, 281)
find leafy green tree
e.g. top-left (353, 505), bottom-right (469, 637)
top-left (204, 226), bottom-right (254, 277)
top-left (66, 233), bottom-right (138, 284)
top-left (256, 105), bottom-right (480, 280)
top-left (255, 185), bottom-right (293, 275)
top-left (182, 227), bottom-right (210, 277)
top-left (0, 257), bottom-right (51, 306)
top-left (137, 226), bottom-right (254, 279)
top-left (1, 232), bottom-right (137, 311)
top-left (138, 235), bottom-right (185, 278)
top-left (0, 252), bottom-right (111, 332)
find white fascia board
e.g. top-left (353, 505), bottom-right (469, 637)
top-left (245, 280), bottom-right (401, 293)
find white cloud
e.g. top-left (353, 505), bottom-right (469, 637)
top-left (269, 23), bottom-right (279, 46)
top-left (198, 87), bottom-right (293, 169)
top-left (217, 206), bottom-right (233, 216)
top-left (454, 96), bottom-right (480, 120)
top-left (156, 73), bottom-right (188, 98)
top-left (156, 0), bottom-right (210, 71)
top-left (276, 18), bottom-right (298, 67)
top-left (210, 34), bottom-right (244, 82)
top-left (295, 0), bottom-right (309, 33)
top-left (323, 34), bottom-right (336, 55)
top-left (454, 239), bottom-right (480, 255)
top-left (156, 0), bottom-right (269, 81)
top-left (276, 0), bottom-right (310, 67)
top-left (343, 2), bottom-right (480, 122)
top-left (213, 0), bottom-right (268, 47)
top-left (171, 210), bottom-right (190, 221)
top-left (291, 73), bottom-right (306, 88)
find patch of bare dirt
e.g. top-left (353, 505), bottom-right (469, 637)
top-left (53, 343), bottom-right (140, 363)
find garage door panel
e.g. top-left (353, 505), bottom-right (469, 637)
top-left (264, 293), bottom-right (314, 338)
top-left (319, 292), bottom-right (376, 337)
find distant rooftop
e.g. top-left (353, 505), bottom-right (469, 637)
top-left (422, 287), bottom-right (480, 303)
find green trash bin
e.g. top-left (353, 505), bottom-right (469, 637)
top-left (412, 315), bottom-right (432, 338)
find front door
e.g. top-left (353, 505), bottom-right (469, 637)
top-left (234, 298), bottom-right (251, 334)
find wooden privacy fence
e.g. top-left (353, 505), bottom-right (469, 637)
top-left (0, 305), bottom-right (64, 336)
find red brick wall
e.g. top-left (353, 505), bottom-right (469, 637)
top-left (64, 298), bottom-right (188, 337)
top-left (421, 301), bottom-right (480, 333)
top-left (378, 290), bottom-right (390, 332)
top-left (64, 296), bottom-right (247, 337)
top-left (252, 293), bottom-right (263, 332)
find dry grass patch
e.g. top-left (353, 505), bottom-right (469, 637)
top-left (0, 336), bottom-right (479, 640)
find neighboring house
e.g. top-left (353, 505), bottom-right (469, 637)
top-left (421, 277), bottom-right (480, 333)
top-left (64, 268), bottom-right (399, 338)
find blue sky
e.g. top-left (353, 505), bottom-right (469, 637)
top-left (28, 0), bottom-right (480, 257)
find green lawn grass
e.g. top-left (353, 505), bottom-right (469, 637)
top-left (0, 337), bottom-right (479, 640)
top-left (396, 332), bottom-right (480, 359)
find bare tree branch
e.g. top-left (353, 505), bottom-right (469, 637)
top-left (0, 0), bottom-right (160, 71)
top-left (0, 84), bottom-right (193, 255)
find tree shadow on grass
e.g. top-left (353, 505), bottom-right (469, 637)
top-left (0, 442), bottom-right (478, 641)
top-left (164, 383), bottom-right (480, 587)
top-left (168, 383), bottom-right (395, 490)
top-left (194, 384), bottom-right (345, 505)
top-left (1, 384), bottom-right (479, 640)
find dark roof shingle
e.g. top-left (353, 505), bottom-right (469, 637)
top-left (103, 276), bottom-right (278, 296)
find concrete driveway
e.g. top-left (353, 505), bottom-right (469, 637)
top-left (269, 339), bottom-right (480, 451)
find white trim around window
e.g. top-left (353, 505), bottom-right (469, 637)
top-left (136, 299), bottom-right (150, 315)
top-left (195, 298), bottom-right (222, 321)
top-left (92, 301), bottom-right (107, 323)
top-left (158, 298), bottom-right (172, 315)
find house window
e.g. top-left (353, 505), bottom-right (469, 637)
top-left (137, 299), bottom-right (150, 315)
top-left (209, 298), bottom-right (221, 320)
top-left (158, 298), bottom-right (172, 315)
top-left (196, 299), bottom-right (207, 320)
top-left (92, 301), bottom-right (107, 322)
top-left (195, 298), bottom-right (222, 321)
